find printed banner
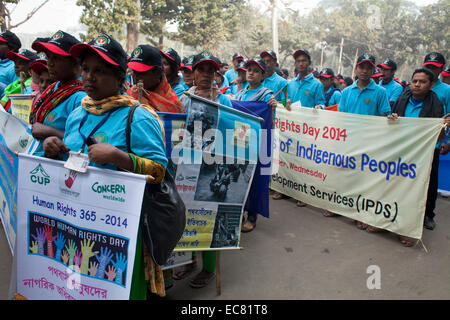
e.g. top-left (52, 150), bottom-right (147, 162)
top-left (271, 107), bottom-right (444, 239)
top-left (9, 94), bottom-right (34, 124)
top-left (0, 110), bottom-right (38, 253)
top-left (173, 94), bottom-right (261, 251)
top-left (16, 154), bottom-right (146, 300)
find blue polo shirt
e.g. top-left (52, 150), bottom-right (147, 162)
top-left (338, 79), bottom-right (391, 116)
top-left (33, 82), bottom-right (87, 157)
top-left (63, 105), bottom-right (167, 170)
top-left (432, 79), bottom-right (450, 114)
top-left (404, 97), bottom-right (423, 118)
top-left (0, 59), bottom-right (18, 87)
top-left (287, 73), bottom-right (325, 108)
top-left (231, 81), bottom-right (249, 95)
top-left (224, 68), bottom-right (238, 84)
top-left (325, 87), bottom-right (342, 106)
top-left (380, 79), bottom-right (403, 103)
top-left (235, 84), bottom-right (272, 102)
top-left (262, 72), bottom-right (287, 101)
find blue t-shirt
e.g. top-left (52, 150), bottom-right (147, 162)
top-left (235, 84), bottom-right (272, 102)
top-left (404, 97), bottom-right (423, 118)
top-left (63, 105), bottom-right (167, 170)
top-left (287, 73), bottom-right (325, 108)
top-left (172, 82), bottom-right (188, 98)
top-left (325, 87), bottom-right (342, 106)
top-left (217, 93), bottom-right (233, 107)
top-left (231, 81), bottom-right (249, 95)
top-left (338, 79), bottom-right (391, 116)
top-left (262, 72), bottom-right (287, 101)
top-left (0, 59), bottom-right (18, 87)
top-left (380, 79), bottom-right (403, 103)
top-left (432, 79), bottom-right (450, 114)
top-left (33, 82), bottom-right (87, 156)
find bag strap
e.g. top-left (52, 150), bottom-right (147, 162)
top-left (125, 103), bottom-right (140, 154)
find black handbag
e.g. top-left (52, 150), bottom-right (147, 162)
top-left (126, 104), bottom-right (186, 266)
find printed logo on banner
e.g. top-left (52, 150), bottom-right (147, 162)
top-left (232, 120), bottom-right (250, 148)
top-left (59, 169), bottom-right (82, 198)
top-left (91, 181), bottom-right (126, 203)
top-left (30, 164), bottom-right (51, 186)
top-left (19, 136), bottom-right (29, 149)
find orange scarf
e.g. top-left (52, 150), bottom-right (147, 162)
top-left (126, 75), bottom-right (183, 113)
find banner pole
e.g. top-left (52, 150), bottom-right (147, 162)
top-left (216, 251), bottom-right (221, 296)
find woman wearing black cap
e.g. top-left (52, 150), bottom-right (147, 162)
top-left (42, 34), bottom-right (168, 300)
top-left (28, 31), bottom-right (86, 157)
top-left (174, 51), bottom-right (232, 288)
top-left (160, 48), bottom-right (186, 98)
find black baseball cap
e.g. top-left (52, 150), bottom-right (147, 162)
top-left (193, 51), bottom-right (221, 71)
top-left (319, 68), bottom-right (334, 78)
top-left (293, 49), bottom-right (311, 60)
top-left (442, 66), bottom-right (450, 77)
top-left (160, 48), bottom-right (181, 68)
top-left (32, 30), bottom-right (80, 56)
top-left (372, 68), bottom-right (383, 78)
top-left (236, 60), bottom-right (248, 72)
top-left (0, 30), bottom-right (21, 51)
top-left (128, 44), bottom-right (162, 72)
top-left (232, 53), bottom-right (244, 61)
top-left (70, 34), bottom-right (128, 71)
top-left (180, 55), bottom-right (195, 71)
top-left (6, 49), bottom-right (38, 62)
top-left (356, 53), bottom-right (376, 67)
top-left (245, 57), bottom-right (266, 72)
top-left (30, 52), bottom-right (49, 74)
top-left (377, 59), bottom-right (397, 71)
top-left (423, 52), bottom-right (446, 68)
top-left (260, 50), bottom-right (277, 61)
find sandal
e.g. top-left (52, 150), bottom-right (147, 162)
top-left (367, 226), bottom-right (384, 233)
top-left (241, 220), bottom-right (256, 233)
top-left (355, 220), bottom-right (368, 230)
top-left (296, 201), bottom-right (307, 207)
top-left (173, 262), bottom-right (197, 280)
top-left (399, 236), bottom-right (415, 247)
top-left (323, 210), bottom-right (337, 217)
top-left (272, 192), bottom-right (287, 200)
top-left (189, 270), bottom-right (216, 288)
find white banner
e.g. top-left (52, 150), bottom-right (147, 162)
top-left (271, 107), bottom-right (444, 239)
top-left (16, 154), bottom-right (146, 300)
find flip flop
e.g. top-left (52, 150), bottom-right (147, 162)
top-left (399, 236), bottom-right (415, 247)
top-left (189, 270), bottom-right (216, 288)
top-left (173, 263), bottom-right (197, 280)
top-left (366, 226), bottom-right (384, 233)
top-left (272, 192), bottom-right (287, 200)
top-left (296, 201), bottom-right (307, 207)
top-left (355, 220), bottom-right (368, 230)
top-left (323, 210), bottom-right (337, 217)
top-left (241, 221), bottom-right (256, 233)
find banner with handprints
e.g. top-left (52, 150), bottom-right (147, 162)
top-left (16, 154), bottom-right (146, 300)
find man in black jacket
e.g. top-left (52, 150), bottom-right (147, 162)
top-left (390, 68), bottom-right (449, 235)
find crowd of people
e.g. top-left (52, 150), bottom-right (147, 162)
top-left (0, 28), bottom-right (449, 299)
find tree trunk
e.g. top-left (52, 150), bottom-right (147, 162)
top-left (126, 0), bottom-right (140, 53)
top-left (0, 2), bottom-right (7, 32)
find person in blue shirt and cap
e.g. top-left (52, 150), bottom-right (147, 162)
top-left (260, 50), bottom-right (287, 101)
top-left (230, 60), bottom-right (249, 95)
top-left (160, 47), bottom-right (187, 98)
top-left (285, 49), bottom-right (325, 110)
top-left (0, 30), bottom-right (21, 93)
top-left (224, 52), bottom-right (244, 85)
top-left (423, 52), bottom-right (450, 114)
top-left (318, 67), bottom-right (341, 107)
top-left (334, 53), bottom-right (391, 228)
top-left (274, 49), bottom-right (325, 206)
top-left (377, 58), bottom-right (404, 105)
top-left (441, 66), bottom-right (450, 85)
top-left (215, 70), bottom-right (231, 94)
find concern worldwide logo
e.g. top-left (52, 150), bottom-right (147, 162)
top-left (30, 164), bottom-right (51, 186)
